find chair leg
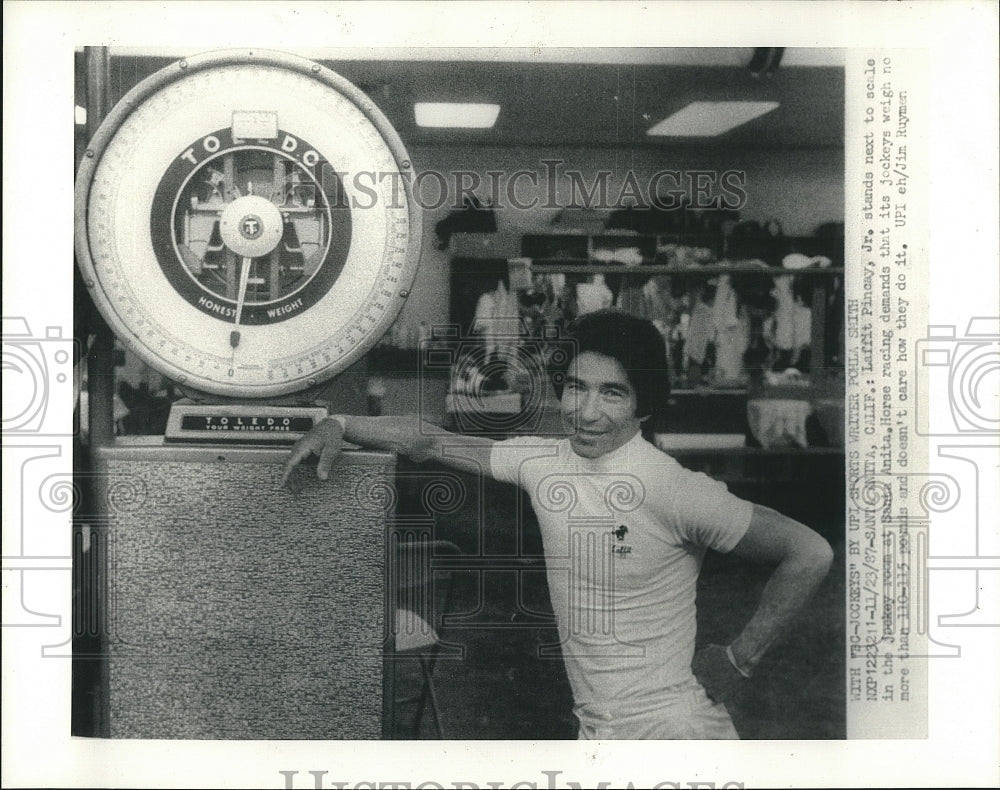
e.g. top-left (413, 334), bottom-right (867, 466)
top-left (410, 662), bottom-right (428, 738)
top-left (418, 653), bottom-right (445, 739)
top-left (393, 652), bottom-right (443, 738)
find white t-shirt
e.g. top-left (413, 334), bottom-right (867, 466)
top-left (490, 431), bottom-right (753, 710)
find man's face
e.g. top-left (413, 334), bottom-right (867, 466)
top-left (560, 351), bottom-right (645, 459)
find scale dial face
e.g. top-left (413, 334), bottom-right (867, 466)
top-left (76, 50), bottom-right (420, 398)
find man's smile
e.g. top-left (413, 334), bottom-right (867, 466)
top-left (560, 352), bottom-right (645, 459)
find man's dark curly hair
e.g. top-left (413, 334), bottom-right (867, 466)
top-left (550, 309), bottom-right (670, 431)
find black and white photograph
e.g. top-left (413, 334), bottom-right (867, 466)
top-left (3, 3), bottom-right (998, 788)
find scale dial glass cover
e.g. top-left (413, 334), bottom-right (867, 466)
top-left (76, 50), bottom-right (420, 398)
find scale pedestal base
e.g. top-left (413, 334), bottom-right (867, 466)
top-left (88, 438), bottom-right (395, 739)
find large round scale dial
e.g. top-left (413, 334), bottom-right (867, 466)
top-left (75, 49), bottom-right (421, 399)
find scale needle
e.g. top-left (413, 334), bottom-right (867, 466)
top-left (230, 255), bottom-right (252, 361)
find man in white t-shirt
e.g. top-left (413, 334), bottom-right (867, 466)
top-left (282, 310), bottom-right (833, 739)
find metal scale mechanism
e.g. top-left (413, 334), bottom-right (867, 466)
top-left (75, 49), bottom-right (422, 738)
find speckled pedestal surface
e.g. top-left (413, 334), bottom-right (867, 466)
top-left (93, 439), bottom-right (394, 739)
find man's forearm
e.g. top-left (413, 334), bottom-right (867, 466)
top-left (336, 415), bottom-right (438, 460)
top-left (724, 505), bottom-right (834, 675)
top-left (728, 539), bottom-right (833, 674)
top-left (330, 415), bottom-right (496, 474)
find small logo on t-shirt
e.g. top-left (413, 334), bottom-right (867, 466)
top-left (611, 525), bottom-right (632, 557)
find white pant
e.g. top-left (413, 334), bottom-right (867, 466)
top-left (575, 680), bottom-right (739, 739)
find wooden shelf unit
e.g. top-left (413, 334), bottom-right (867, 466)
top-left (517, 231), bottom-right (845, 372)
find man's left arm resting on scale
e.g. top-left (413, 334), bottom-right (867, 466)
top-left (280, 414), bottom-right (496, 486)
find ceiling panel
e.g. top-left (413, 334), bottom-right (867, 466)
top-left (330, 59), bottom-right (843, 149)
top-left (79, 50), bottom-right (844, 151)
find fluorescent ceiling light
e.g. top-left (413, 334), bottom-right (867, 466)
top-left (646, 101), bottom-right (779, 137)
top-left (415, 102), bottom-right (500, 128)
